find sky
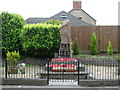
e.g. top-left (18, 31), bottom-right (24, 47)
top-left (0, 0), bottom-right (119, 25)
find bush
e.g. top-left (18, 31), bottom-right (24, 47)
top-left (107, 41), bottom-right (113, 55)
top-left (21, 23), bottom-right (61, 57)
top-left (6, 50), bottom-right (20, 66)
top-left (89, 32), bottom-right (97, 55)
top-left (41, 19), bottom-right (62, 25)
top-left (1, 12), bottom-right (25, 55)
top-left (73, 39), bottom-right (80, 55)
top-left (118, 55), bottom-right (120, 61)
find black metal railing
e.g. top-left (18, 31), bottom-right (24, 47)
top-left (1, 58), bottom-right (119, 81)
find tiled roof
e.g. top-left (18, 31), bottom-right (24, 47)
top-left (50, 11), bottom-right (92, 26)
top-left (26, 11), bottom-right (93, 26)
top-left (26, 18), bottom-right (50, 24)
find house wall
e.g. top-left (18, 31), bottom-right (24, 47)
top-left (69, 10), bottom-right (96, 25)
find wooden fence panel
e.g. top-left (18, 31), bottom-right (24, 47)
top-left (70, 26), bottom-right (96, 52)
top-left (70, 26), bottom-right (119, 52)
top-left (99, 26), bottom-right (118, 52)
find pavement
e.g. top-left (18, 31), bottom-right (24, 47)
top-left (0, 85), bottom-right (119, 90)
top-left (1, 80), bottom-right (119, 90)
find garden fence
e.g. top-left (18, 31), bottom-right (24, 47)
top-left (1, 58), bottom-right (119, 81)
top-left (70, 26), bottom-right (119, 52)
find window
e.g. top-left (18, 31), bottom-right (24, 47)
top-left (61, 14), bottom-right (67, 18)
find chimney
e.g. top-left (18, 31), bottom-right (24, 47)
top-left (73, 0), bottom-right (82, 10)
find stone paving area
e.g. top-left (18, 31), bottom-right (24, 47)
top-left (49, 80), bottom-right (78, 85)
top-left (1, 85), bottom-right (119, 89)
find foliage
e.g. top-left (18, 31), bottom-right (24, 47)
top-left (1, 12), bottom-right (25, 55)
top-left (118, 55), bottom-right (120, 61)
top-left (41, 19), bottom-right (62, 25)
top-left (6, 50), bottom-right (20, 66)
top-left (89, 32), bottom-right (97, 55)
top-left (73, 39), bottom-right (80, 55)
top-left (107, 41), bottom-right (113, 55)
top-left (41, 20), bottom-right (62, 57)
top-left (21, 23), bottom-right (61, 57)
top-left (74, 54), bottom-right (97, 57)
top-left (73, 54), bottom-right (116, 60)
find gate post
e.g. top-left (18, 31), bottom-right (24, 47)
top-left (5, 59), bottom-right (8, 78)
top-left (78, 60), bottom-right (80, 85)
top-left (47, 59), bottom-right (49, 84)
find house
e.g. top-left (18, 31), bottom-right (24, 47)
top-left (26, 0), bottom-right (96, 26)
top-left (69, 0), bottom-right (96, 25)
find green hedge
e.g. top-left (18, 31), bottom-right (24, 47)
top-left (1, 12), bottom-right (61, 58)
top-left (21, 23), bottom-right (61, 57)
top-left (1, 12), bottom-right (25, 56)
top-left (41, 19), bottom-right (62, 25)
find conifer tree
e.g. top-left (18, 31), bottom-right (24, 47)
top-left (107, 41), bottom-right (113, 55)
top-left (73, 39), bottom-right (80, 55)
top-left (89, 32), bottom-right (97, 55)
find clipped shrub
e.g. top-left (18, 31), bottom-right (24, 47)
top-left (107, 41), bottom-right (113, 55)
top-left (41, 19), bottom-right (62, 25)
top-left (21, 23), bottom-right (61, 57)
top-left (1, 12), bottom-right (25, 55)
top-left (6, 50), bottom-right (20, 66)
top-left (89, 32), bottom-right (97, 55)
top-left (73, 39), bottom-right (80, 55)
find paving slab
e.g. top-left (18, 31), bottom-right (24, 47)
top-left (1, 85), bottom-right (118, 88)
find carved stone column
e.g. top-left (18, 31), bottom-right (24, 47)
top-left (59, 20), bottom-right (72, 58)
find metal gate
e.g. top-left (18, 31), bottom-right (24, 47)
top-left (47, 58), bottom-right (80, 85)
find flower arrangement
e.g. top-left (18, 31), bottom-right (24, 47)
top-left (51, 58), bottom-right (77, 72)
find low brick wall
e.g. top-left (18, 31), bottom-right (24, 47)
top-left (79, 79), bottom-right (118, 86)
top-left (1, 78), bottom-right (48, 86)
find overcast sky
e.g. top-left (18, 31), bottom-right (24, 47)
top-left (0, 0), bottom-right (119, 25)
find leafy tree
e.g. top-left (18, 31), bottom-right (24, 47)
top-left (1, 12), bottom-right (25, 55)
top-left (73, 39), bottom-right (80, 55)
top-left (21, 23), bottom-right (61, 57)
top-left (89, 32), bottom-right (97, 55)
top-left (107, 41), bottom-right (113, 55)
